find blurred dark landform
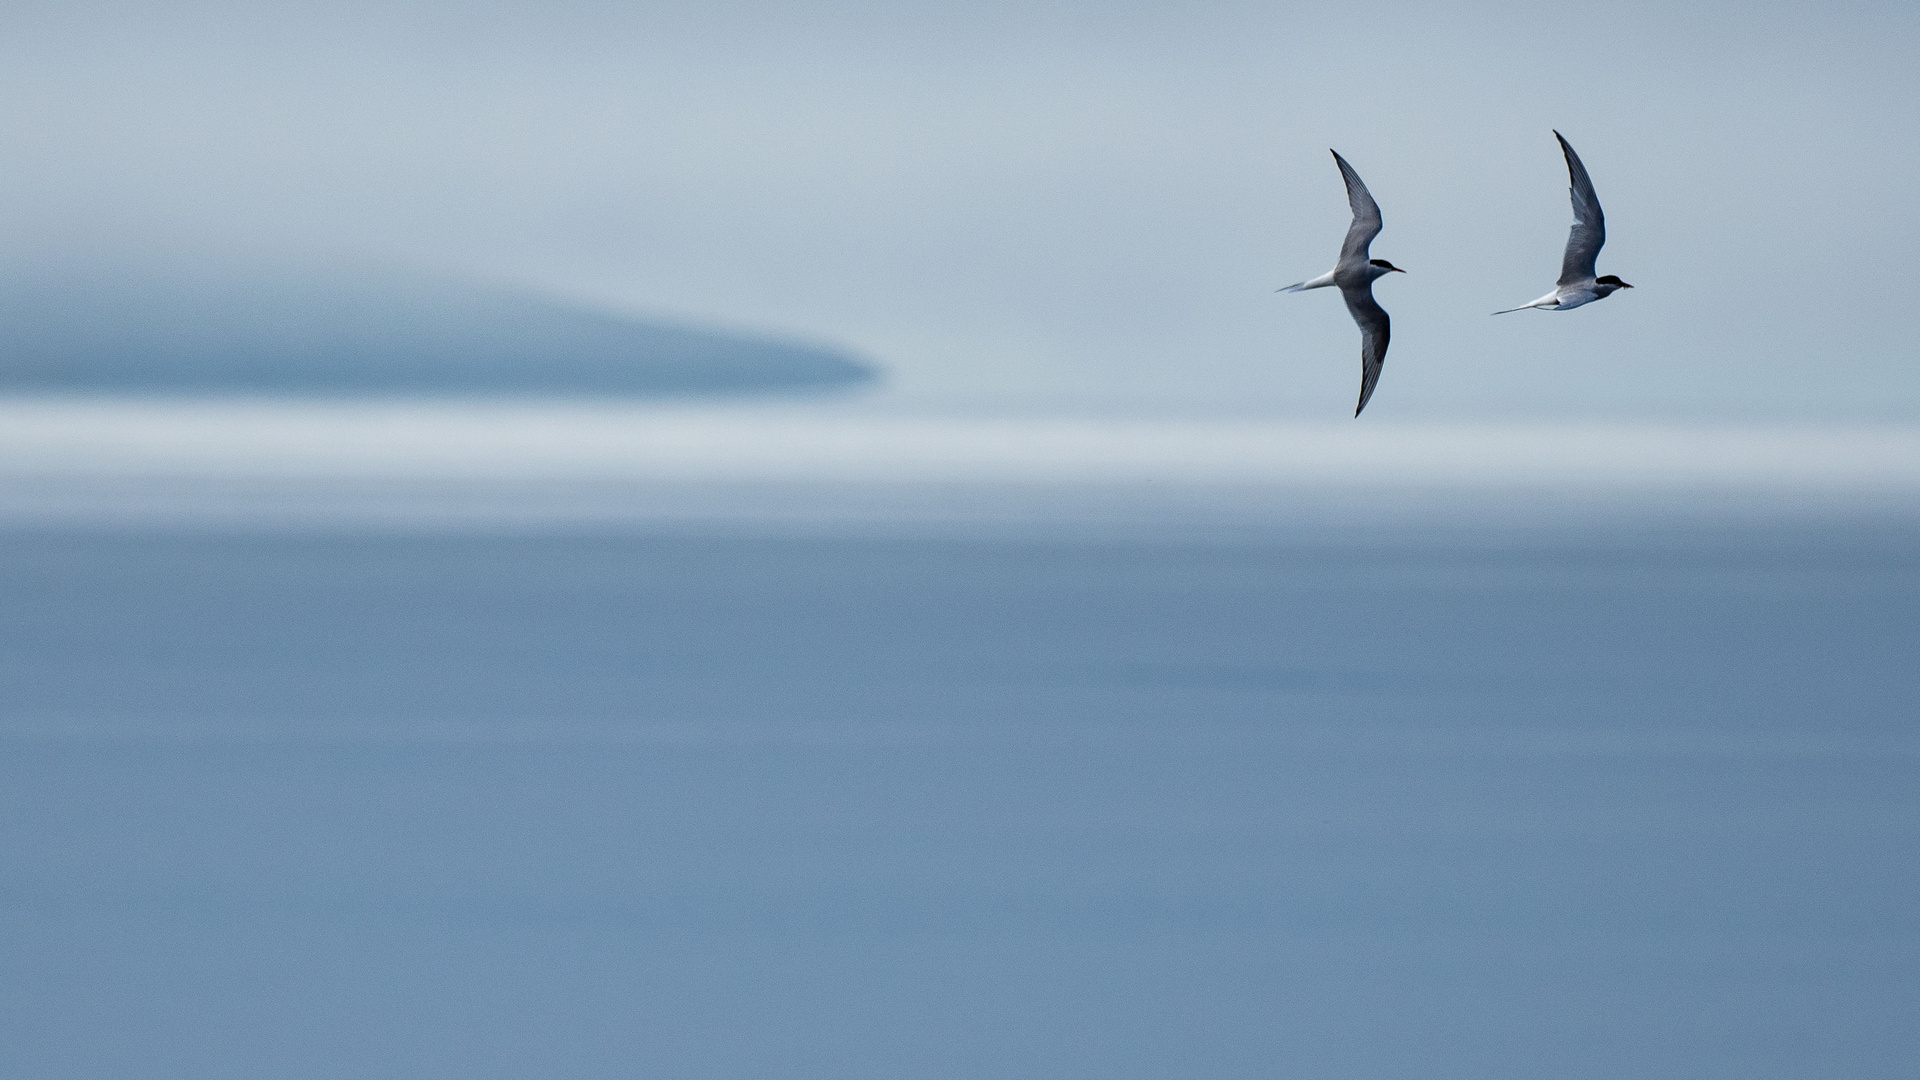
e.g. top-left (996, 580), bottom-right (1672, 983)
top-left (0, 261), bottom-right (877, 396)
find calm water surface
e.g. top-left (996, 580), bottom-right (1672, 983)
top-left (2, 522), bottom-right (1916, 1079)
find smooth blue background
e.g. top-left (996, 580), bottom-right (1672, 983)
top-left (3, 521), bottom-right (1915, 1079)
top-left (1, 5), bottom-right (1916, 1072)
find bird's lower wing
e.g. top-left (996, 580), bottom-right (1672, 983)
top-left (1342, 286), bottom-right (1390, 417)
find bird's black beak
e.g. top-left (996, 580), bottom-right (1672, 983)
top-left (1392, 266), bottom-right (1406, 273)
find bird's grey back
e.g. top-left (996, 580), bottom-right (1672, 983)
top-left (1554, 131), bottom-right (1606, 286)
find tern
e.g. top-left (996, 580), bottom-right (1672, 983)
top-left (1494, 131), bottom-right (1632, 314)
top-left (1280, 150), bottom-right (1405, 417)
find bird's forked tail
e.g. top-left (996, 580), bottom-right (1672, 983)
top-left (1280, 271), bottom-right (1337, 293)
top-left (1492, 293), bottom-right (1559, 315)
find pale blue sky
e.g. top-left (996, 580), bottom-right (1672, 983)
top-left (0, 0), bottom-right (1915, 418)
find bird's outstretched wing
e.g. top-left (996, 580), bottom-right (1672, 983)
top-left (1331, 150), bottom-right (1383, 270)
top-left (1342, 284), bottom-right (1390, 417)
top-left (1554, 130), bottom-right (1606, 286)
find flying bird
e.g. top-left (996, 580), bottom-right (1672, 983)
top-left (1494, 131), bottom-right (1632, 314)
top-left (1281, 150), bottom-right (1405, 417)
